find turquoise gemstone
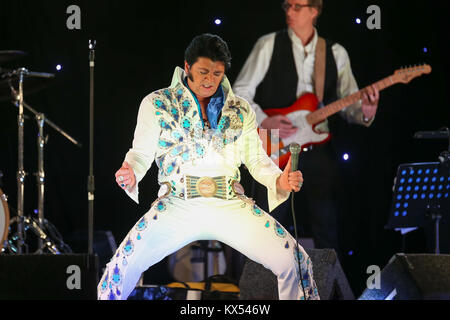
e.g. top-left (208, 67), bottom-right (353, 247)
top-left (183, 119), bottom-right (191, 129)
top-left (157, 201), bottom-right (165, 211)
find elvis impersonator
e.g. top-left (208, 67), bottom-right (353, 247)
top-left (97, 34), bottom-right (320, 300)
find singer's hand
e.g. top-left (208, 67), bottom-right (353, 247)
top-left (115, 161), bottom-right (136, 191)
top-left (276, 156), bottom-right (303, 193)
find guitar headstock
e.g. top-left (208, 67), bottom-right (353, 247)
top-left (393, 64), bottom-right (432, 84)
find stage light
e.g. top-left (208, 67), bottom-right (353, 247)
top-left (423, 47), bottom-right (428, 53)
top-left (343, 153), bottom-right (349, 161)
top-left (355, 18), bottom-right (361, 24)
top-left (348, 250), bottom-right (354, 256)
top-left (214, 18), bottom-right (222, 25)
top-left (56, 64), bottom-right (62, 71)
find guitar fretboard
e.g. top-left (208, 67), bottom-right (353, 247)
top-left (306, 76), bottom-right (395, 125)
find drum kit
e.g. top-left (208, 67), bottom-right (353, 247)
top-left (0, 50), bottom-right (81, 255)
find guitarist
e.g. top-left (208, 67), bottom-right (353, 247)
top-left (233, 0), bottom-right (380, 254)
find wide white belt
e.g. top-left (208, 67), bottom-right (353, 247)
top-left (157, 175), bottom-right (245, 201)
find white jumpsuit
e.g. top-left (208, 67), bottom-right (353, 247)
top-left (97, 67), bottom-right (320, 300)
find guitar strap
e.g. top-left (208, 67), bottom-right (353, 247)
top-left (314, 37), bottom-right (326, 103)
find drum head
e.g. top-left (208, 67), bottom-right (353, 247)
top-left (0, 188), bottom-right (10, 252)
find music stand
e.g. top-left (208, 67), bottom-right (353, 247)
top-left (386, 162), bottom-right (450, 254)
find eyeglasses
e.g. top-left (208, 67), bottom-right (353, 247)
top-left (281, 2), bottom-right (313, 12)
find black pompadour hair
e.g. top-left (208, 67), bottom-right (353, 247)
top-left (184, 33), bottom-right (232, 71)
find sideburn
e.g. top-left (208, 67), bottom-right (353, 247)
top-left (187, 68), bottom-right (194, 82)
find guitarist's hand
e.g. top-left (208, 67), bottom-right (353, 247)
top-left (276, 156), bottom-right (303, 193)
top-left (261, 115), bottom-right (298, 139)
top-left (361, 84), bottom-right (379, 120)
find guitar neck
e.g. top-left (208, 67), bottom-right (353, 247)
top-left (306, 76), bottom-right (395, 125)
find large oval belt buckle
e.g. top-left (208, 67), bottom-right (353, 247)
top-left (196, 177), bottom-right (217, 198)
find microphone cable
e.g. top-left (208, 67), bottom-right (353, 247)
top-left (291, 191), bottom-right (308, 300)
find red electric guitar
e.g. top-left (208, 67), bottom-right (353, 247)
top-left (259, 64), bottom-right (432, 169)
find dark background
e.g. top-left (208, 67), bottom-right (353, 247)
top-left (1, 0), bottom-right (449, 297)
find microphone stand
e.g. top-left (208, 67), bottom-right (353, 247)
top-left (16, 69), bottom-right (26, 254)
top-left (87, 40), bottom-right (96, 255)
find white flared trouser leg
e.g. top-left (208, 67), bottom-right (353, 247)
top-left (97, 196), bottom-right (320, 300)
top-left (205, 198), bottom-right (320, 300)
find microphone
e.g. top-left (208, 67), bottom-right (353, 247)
top-left (289, 143), bottom-right (301, 172)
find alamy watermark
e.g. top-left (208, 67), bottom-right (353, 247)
top-left (366, 5), bottom-right (381, 30)
top-left (66, 265), bottom-right (81, 290)
top-left (366, 265), bottom-right (381, 290)
top-left (66, 5), bottom-right (81, 30)
top-left (66, 5), bottom-right (381, 31)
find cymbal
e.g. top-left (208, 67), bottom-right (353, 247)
top-left (2, 68), bottom-right (55, 79)
top-left (0, 50), bottom-right (28, 64)
top-left (0, 70), bottom-right (56, 102)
